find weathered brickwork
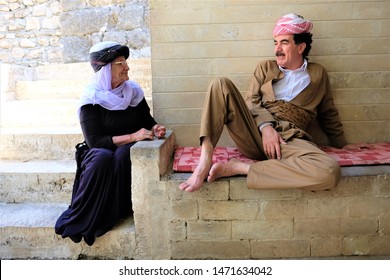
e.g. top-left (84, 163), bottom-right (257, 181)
top-left (164, 174), bottom-right (390, 259)
top-left (0, 0), bottom-right (150, 66)
top-left (130, 133), bottom-right (390, 259)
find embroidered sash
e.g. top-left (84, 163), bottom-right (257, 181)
top-left (263, 100), bottom-right (313, 131)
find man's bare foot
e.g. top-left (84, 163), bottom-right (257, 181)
top-left (179, 161), bottom-right (212, 192)
top-left (179, 137), bottom-right (214, 192)
top-left (207, 159), bottom-right (250, 182)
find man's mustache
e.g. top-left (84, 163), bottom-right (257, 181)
top-left (275, 52), bottom-right (285, 57)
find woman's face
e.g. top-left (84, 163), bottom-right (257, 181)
top-left (111, 56), bottom-right (129, 89)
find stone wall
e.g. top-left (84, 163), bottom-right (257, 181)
top-left (131, 131), bottom-right (390, 259)
top-left (0, 0), bottom-right (150, 67)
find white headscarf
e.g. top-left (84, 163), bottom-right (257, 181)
top-left (78, 63), bottom-right (144, 117)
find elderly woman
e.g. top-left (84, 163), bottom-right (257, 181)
top-left (55, 41), bottom-right (166, 246)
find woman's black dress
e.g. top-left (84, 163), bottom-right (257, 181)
top-left (55, 98), bottom-right (156, 245)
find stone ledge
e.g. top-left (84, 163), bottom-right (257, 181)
top-left (130, 132), bottom-right (390, 259)
top-left (168, 165), bottom-right (390, 181)
top-left (0, 202), bottom-right (136, 259)
top-left (340, 165), bottom-right (390, 177)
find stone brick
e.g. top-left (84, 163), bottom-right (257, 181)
top-left (338, 104), bottom-right (390, 121)
top-left (23, 0), bottom-right (34, 6)
top-left (251, 239), bottom-right (310, 259)
top-left (153, 92), bottom-right (205, 109)
top-left (295, 218), bottom-right (342, 238)
top-left (0, 218), bottom-right (135, 259)
top-left (0, 170), bottom-right (73, 203)
top-left (187, 221), bottom-right (231, 240)
top-left (152, 40), bottom-right (272, 60)
top-left (311, 38), bottom-right (389, 58)
top-left (310, 238), bottom-right (342, 257)
top-left (333, 88), bottom-right (389, 105)
top-left (163, 124), bottom-right (200, 147)
top-left (230, 179), bottom-right (303, 200)
top-left (153, 108), bottom-right (202, 125)
top-left (315, 54), bottom-right (389, 73)
top-left (330, 72), bottom-right (388, 89)
top-left (261, 200), bottom-right (307, 220)
top-left (32, 4), bottom-right (47, 17)
top-left (61, 0), bottom-right (86, 12)
top-left (374, 175), bottom-right (390, 195)
top-left (25, 17), bottom-right (40, 30)
top-left (199, 200), bottom-right (259, 221)
top-left (8, 19), bottom-right (25, 31)
top-left (11, 47), bottom-right (25, 59)
top-left (169, 180), bottom-right (229, 202)
top-left (333, 176), bottom-right (377, 197)
top-left (349, 197), bottom-right (390, 218)
top-left (117, 4), bottom-right (144, 30)
top-left (342, 121), bottom-right (389, 144)
top-left (169, 221), bottom-right (186, 241)
top-left (169, 200), bottom-right (198, 221)
top-left (42, 16), bottom-right (60, 29)
top-left (60, 36), bottom-right (90, 63)
top-left (60, 8), bottom-right (111, 36)
top-left (232, 220), bottom-right (294, 240)
top-left (49, 1), bottom-right (62, 14)
top-left (171, 240), bottom-right (250, 259)
top-left (340, 218), bottom-right (378, 236)
top-left (343, 236), bottom-right (390, 256)
top-left (20, 38), bottom-right (36, 48)
top-left (306, 197), bottom-right (349, 219)
top-left (379, 217), bottom-right (390, 235)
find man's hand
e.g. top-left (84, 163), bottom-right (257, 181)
top-left (260, 125), bottom-right (287, 160)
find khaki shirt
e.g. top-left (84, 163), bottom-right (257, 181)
top-left (245, 60), bottom-right (347, 148)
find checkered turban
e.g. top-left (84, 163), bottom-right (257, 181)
top-left (273, 13), bottom-right (313, 36)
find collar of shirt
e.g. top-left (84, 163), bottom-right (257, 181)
top-left (272, 59), bottom-right (310, 102)
top-left (278, 59), bottom-right (308, 74)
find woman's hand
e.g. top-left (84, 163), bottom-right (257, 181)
top-left (152, 124), bottom-right (166, 139)
top-left (132, 128), bottom-right (154, 141)
top-left (112, 126), bottom-right (166, 147)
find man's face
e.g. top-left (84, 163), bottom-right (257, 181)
top-left (111, 56), bottom-right (129, 88)
top-left (273, 35), bottom-right (305, 70)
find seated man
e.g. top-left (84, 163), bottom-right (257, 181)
top-left (179, 13), bottom-right (347, 192)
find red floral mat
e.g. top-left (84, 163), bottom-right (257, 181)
top-left (173, 142), bottom-right (390, 172)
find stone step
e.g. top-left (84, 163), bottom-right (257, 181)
top-left (1, 99), bottom-right (80, 128)
top-left (34, 60), bottom-right (151, 81)
top-left (33, 60), bottom-right (152, 97)
top-left (0, 160), bottom-right (75, 203)
top-left (35, 63), bottom-right (93, 81)
top-left (0, 127), bottom-right (83, 161)
top-left (15, 77), bottom-right (152, 100)
top-left (1, 96), bottom-right (153, 129)
top-left (0, 202), bottom-right (136, 259)
top-left (15, 80), bottom-right (89, 100)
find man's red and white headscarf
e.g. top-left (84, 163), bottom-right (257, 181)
top-left (273, 13), bottom-right (313, 36)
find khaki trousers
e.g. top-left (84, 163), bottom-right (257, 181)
top-left (200, 77), bottom-right (341, 191)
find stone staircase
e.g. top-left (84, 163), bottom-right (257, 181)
top-left (0, 59), bottom-right (152, 259)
